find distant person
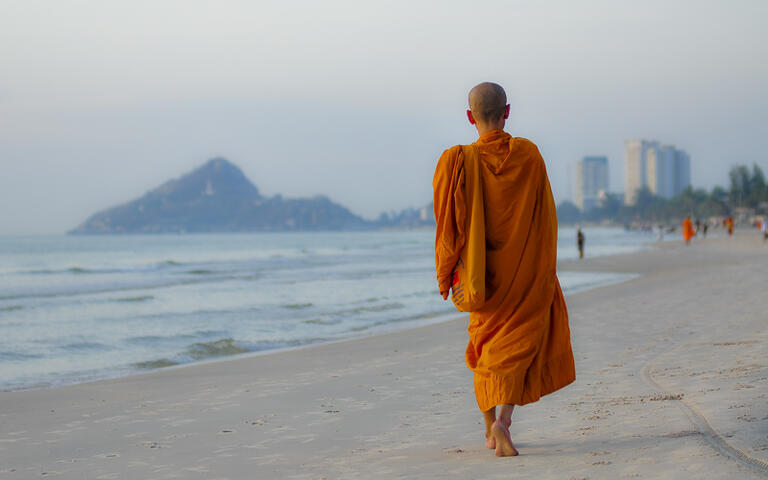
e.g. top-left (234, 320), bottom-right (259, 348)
top-left (433, 82), bottom-right (575, 457)
top-left (695, 219), bottom-right (701, 235)
top-left (654, 224), bottom-right (664, 241)
top-left (577, 228), bottom-right (585, 259)
top-left (683, 217), bottom-right (695, 245)
top-left (725, 216), bottom-right (735, 236)
top-left (702, 221), bottom-right (708, 238)
top-left (761, 218), bottom-right (767, 242)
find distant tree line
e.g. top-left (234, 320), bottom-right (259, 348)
top-left (558, 164), bottom-right (768, 224)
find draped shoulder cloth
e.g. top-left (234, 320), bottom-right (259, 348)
top-left (447, 144), bottom-right (486, 312)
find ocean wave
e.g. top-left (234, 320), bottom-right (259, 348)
top-left (303, 318), bottom-right (341, 325)
top-left (0, 273), bottom-right (258, 301)
top-left (115, 295), bottom-right (154, 302)
top-left (184, 338), bottom-right (250, 360)
top-left (58, 341), bottom-right (113, 352)
top-left (133, 358), bottom-right (180, 369)
top-left (350, 308), bottom-right (456, 332)
top-left (0, 351), bottom-right (44, 361)
top-left (124, 330), bottom-right (229, 345)
top-left (335, 302), bottom-right (406, 316)
top-left (132, 337), bottom-right (337, 372)
top-left (297, 302), bottom-right (409, 326)
top-left (14, 259), bottom-right (185, 276)
top-left (282, 302), bottom-right (313, 309)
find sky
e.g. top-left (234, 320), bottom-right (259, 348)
top-left (1, 0), bottom-right (767, 234)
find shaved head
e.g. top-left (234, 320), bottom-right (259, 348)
top-left (468, 82), bottom-right (507, 123)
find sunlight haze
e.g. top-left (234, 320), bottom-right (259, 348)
top-left (1, 0), bottom-right (766, 234)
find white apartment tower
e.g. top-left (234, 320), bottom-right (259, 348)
top-left (625, 139), bottom-right (691, 205)
top-left (575, 156), bottom-right (609, 212)
top-left (624, 140), bottom-right (657, 205)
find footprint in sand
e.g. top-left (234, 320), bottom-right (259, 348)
top-left (96, 452), bottom-right (120, 458)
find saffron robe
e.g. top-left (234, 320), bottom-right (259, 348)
top-left (682, 218), bottom-right (695, 243)
top-left (433, 130), bottom-right (575, 411)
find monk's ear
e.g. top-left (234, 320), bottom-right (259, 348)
top-left (503, 104), bottom-right (510, 119)
top-left (466, 110), bottom-right (476, 125)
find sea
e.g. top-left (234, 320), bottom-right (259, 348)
top-left (0, 227), bottom-right (653, 391)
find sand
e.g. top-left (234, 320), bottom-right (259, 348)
top-left (1, 232), bottom-right (767, 479)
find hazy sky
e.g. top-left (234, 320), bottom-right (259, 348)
top-left (2, 0), bottom-right (767, 234)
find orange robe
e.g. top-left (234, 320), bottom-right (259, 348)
top-left (682, 218), bottom-right (694, 243)
top-left (433, 130), bottom-right (575, 411)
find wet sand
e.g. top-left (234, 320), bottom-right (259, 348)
top-left (1, 232), bottom-right (767, 479)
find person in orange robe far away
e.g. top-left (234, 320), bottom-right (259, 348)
top-left (725, 216), bottom-right (735, 236)
top-left (682, 216), bottom-right (695, 245)
top-left (433, 82), bottom-right (575, 457)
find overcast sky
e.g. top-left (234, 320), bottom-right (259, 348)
top-left (1, 0), bottom-right (766, 234)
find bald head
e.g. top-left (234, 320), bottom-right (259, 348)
top-left (468, 82), bottom-right (507, 124)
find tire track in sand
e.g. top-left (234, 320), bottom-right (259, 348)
top-left (641, 360), bottom-right (768, 477)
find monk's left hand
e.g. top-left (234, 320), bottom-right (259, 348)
top-left (441, 291), bottom-right (449, 300)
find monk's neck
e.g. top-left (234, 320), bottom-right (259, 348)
top-left (476, 127), bottom-right (506, 140)
top-left (475, 121), bottom-right (506, 137)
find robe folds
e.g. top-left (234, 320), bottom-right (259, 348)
top-left (433, 130), bottom-right (575, 411)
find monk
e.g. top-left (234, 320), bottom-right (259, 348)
top-left (682, 216), bottom-right (695, 245)
top-left (725, 216), bottom-right (735, 236)
top-left (433, 82), bottom-right (575, 457)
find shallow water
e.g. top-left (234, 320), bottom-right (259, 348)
top-left (0, 227), bottom-right (651, 390)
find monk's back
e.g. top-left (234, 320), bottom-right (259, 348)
top-left (472, 131), bottom-right (552, 307)
top-left (476, 133), bottom-right (541, 248)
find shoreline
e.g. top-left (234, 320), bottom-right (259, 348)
top-left (0, 234), bottom-right (736, 393)
top-left (2, 228), bottom-right (651, 394)
top-left (1, 232), bottom-right (766, 478)
top-left (1, 266), bottom-right (636, 394)
top-left (0, 309), bottom-right (467, 394)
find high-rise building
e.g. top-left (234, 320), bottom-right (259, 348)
top-left (624, 140), bottom-right (691, 204)
top-left (575, 156), bottom-right (609, 212)
top-left (659, 145), bottom-right (678, 198)
top-left (673, 150), bottom-right (691, 196)
top-left (624, 140), bottom-right (657, 205)
top-left (646, 146), bottom-right (663, 198)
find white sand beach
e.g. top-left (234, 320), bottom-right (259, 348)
top-left (1, 232), bottom-right (767, 479)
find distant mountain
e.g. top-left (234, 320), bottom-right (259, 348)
top-left (69, 158), bottom-right (370, 234)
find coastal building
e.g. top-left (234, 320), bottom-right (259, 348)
top-left (574, 156), bottom-right (609, 212)
top-left (624, 140), bottom-right (657, 205)
top-left (673, 149), bottom-right (691, 196)
top-left (659, 145), bottom-right (678, 198)
top-left (646, 146), bottom-right (664, 198)
top-left (624, 140), bottom-right (691, 204)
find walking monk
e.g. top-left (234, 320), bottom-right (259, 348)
top-left (433, 82), bottom-right (575, 457)
top-left (682, 216), bottom-right (695, 245)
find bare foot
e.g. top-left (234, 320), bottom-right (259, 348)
top-left (485, 435), bottom-right (496, 449)
top-left (491, 420), bottom-right (518, 457)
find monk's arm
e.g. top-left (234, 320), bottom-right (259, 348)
top-left (432, 147), bottom-right (465, 298)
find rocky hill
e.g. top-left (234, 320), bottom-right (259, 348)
top-left (69, 158), bottom-right (370, 233)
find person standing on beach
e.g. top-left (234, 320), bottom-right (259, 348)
top-left (433, 82), bottom-right (575, 457)
top-left (725, 216), bottom-right (735, 236)
top-left (682, 216), bottom-right (695, 245)
top-left (577, 228), bottom-right (585, 259)
top-left (761, 217), bottom-right (767, 242)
